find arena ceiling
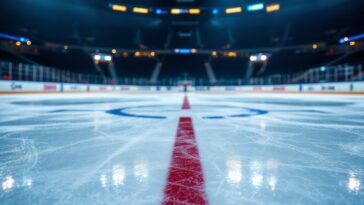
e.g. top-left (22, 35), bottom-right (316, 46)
top-left (0, 0), bottom-right (363, 78)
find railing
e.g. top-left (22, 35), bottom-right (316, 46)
top-left (0, 61), bottom-right (363, 86)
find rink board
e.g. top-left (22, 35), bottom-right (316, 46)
top-left (1, 80), bottom-right (364, 94)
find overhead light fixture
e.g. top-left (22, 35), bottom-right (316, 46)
top-left (260, 55), bottom-right (267, 61)
top-left (111, 4), bottom-right (127, 12)
top-left (250, 56), bottom-right (257, 61)
top-left (104, 56), bottom-right (112, 61)
top-left (171, 8), bottom-right (181, 15)
top-left (133, 51), bottom-right (156, 58)
top-left (227, 52), bottom-right (237, 57)
top-left (247, 3), bottom-right (264, 12)
top-left (94, 54), bottom-right (101, 61)
top-left (266, 4), bottom-right (280, 13)
top-left (225, 7), bottom-right (242, 14)
top-left (133, 7), bottom-right (148, 14)
top-left (94, 54), bottom-right (112, 62)
top-left (222, 52), bottom-right (238, 57)
top-left (250, 54), bottom-right (268, 62)
top-left (189, 9), bottom-right (200, 14)
top-left (174, 48), bottom-right (197, 54)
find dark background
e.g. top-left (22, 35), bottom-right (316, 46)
top-left (0, 0), bottom-right (363, 79)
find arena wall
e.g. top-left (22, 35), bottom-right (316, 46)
top-left (1, 80), bottom-right (364, 94)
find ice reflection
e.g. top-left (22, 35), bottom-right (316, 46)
top-left (100, 161), bottom-right (149, 188)
top-left (112, 165), bottom-right (125, 187)
top-left (260, 121), bottom-right (267, 130)
top-left (266, 160), bottom-right (278, 191)
top-left (226, 158), bottom-right (242, 184)
top-left (347, 171), bottom-right (361, 194)
top-left (134, 159), bottom-right (148, 182)
top-left (100, 174), bottom-right (107, 188)
top-left (252, 174), bottom-right (263, 187)
top-left (268, 176), bottom-right (276, 191)
top-left (225, 158), bottom-right (279, 191)
top-left (1, 175), bottom-right (32, 191)
top-left (2, 176), bottom-right (15, 191)
top-left (250, 161), bottom-right (263, 188)
top-left (22, 177), bottom-right (32, 187)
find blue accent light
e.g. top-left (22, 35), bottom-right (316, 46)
top-left (178, 49), bottom-right (191, 54)
top-left (0, 32), bottom-right (30, 43)
top-left (212, 9), bottom-right (219, 15)
top-left (256, 56), bottom-right (263, 61)
top-left (174, 48), bottom-right (196, 54)
top-left (247, 3), bottom-right (264, 11)
top-left (339, 33), bottom-right (364, 44)
top-left (339, 39), bottom-right (347, 44)
top-left (156, 9), bottom-right (167, 15)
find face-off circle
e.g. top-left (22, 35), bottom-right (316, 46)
top-left (106, 105), bottom-right (269, 119)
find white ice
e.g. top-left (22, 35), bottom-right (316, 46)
top-left (0, 93), bottom-right (363, 204)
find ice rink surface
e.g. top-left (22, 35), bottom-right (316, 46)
top-left (0, 92), bottom-right (363, 205)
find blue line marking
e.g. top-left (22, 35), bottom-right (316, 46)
top-left (273, 109), bottom-right (330, 114)
top-left (203, 116), bottom-right (225, 119)
top-left (49, 109), bottom-right (94, 113)
top-left (106, 106), bottom-right (167, 119)
top-left (203, 107), bottom-right (269, 119)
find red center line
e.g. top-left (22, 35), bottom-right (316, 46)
top-left (163, 96), bottom-right (208, 205)
top-left (181, 95), bottom-right (191, 110)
